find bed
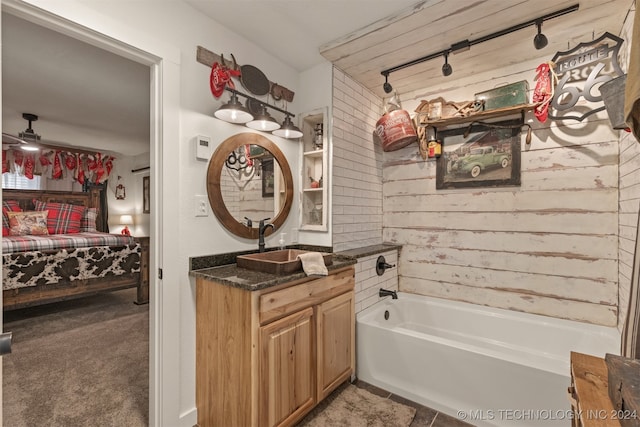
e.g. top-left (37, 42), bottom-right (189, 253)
top-left (2, 188), bottom-right (149, 310)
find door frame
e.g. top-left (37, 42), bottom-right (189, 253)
top-left (0, 1), bottom-right (183, 425)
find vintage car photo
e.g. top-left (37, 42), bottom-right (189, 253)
top-left (436, 119), bottom-right (522, 189)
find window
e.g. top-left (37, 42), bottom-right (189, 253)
top-left (2, 172), bottom-right (42, 190)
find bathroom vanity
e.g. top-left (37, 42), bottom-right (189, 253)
top-left (193, 261), bottom-right (355, 427)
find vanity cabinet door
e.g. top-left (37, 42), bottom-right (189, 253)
top-left (316, 291), bottom-right (355, 401)
top-left (259, 307), bottom-right (315, 427)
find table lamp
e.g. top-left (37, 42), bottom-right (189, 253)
top-left (120, 214), bottom-right (133, 236)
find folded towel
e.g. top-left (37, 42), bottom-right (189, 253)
top-left (297, 252), bottom-right (328, 276)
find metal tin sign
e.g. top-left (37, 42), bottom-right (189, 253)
top-left (548, 32), bottom-right (624, 122)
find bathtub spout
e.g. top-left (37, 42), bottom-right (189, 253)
top-left (379, 288), bottom-right (398, 299)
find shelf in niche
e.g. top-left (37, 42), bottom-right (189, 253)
top-left (417, 103), bottom-right (537, 130)
top-left (303, 149), bottom-right (323, 158)
top-left (303, 187), bottom-right (323, 192)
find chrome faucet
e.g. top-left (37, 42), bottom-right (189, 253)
top-left (258, 218), bottom-right (275, 252)
top-left (379, 288), bottom-right (398, 299)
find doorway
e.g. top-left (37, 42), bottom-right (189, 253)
top-left (0, 1), bottom-right (173, 424)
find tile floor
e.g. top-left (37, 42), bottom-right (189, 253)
top-left (353, 380), bottom-right (475, 427)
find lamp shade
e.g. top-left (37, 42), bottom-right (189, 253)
top-left (214, 92), bottom-right (253, 124)
top-left (272, 115), bottom-right (303, 139)
top-left (246, 105), bottom-right (280, 131)
top-left (120, 214), bottom-right (134, 225)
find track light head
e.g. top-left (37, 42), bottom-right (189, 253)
top-left (442, 53), bottom-right (452, 77)
top-left (534, 20), bottom-right (548, 50)
top-left (382, 73), bottom-right (393, 93)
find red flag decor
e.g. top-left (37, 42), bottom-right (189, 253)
top-left (2, 147), bottom-right (116, 184)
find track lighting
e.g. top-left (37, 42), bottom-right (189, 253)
top-left (272, 115), bottom-right (303, 139)
top-left (442, 53), bottom-right (452, 76)
top-left (246, 104), bottom-right (281, 132)
top-left (214, 91), bottom-right (253, 124)
top-left (533, 19), bottom-right (548, 50)
top-left (383, 73), bottom-right (393, 93)
top-left (380, 4), bottom-right (578, 85)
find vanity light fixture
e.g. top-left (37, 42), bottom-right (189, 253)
top-left (380, 4), bottom-right (578, 86)
top-left (214, 91), bottom-right (254, 124)
top-left (272, 114), bottom-right (303, 139)
top-left (246, 104), bottom-right (281, 132)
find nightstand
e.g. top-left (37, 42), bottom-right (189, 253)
top-left (134, 236), bottom-right (149, 305)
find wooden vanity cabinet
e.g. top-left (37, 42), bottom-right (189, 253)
top-left (259, 307), bottom-right (315, 427)
top-left (196, 266), bottom-right (355, 427)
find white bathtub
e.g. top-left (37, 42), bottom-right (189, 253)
top-left (356, 293), bottom-right (620, 427)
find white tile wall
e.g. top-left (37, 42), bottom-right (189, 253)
top-left (354, 250), bottom-right (398, 314)
top-left (332, 68), bottom-right (384, 252)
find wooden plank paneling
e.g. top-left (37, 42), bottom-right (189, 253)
top-left (320, 0), bottom-right (629, 98)
top-left (384, 228), bottom-right (618, 259)
top-left (375, 47), bottom-right (626, 326)
top-left (401, 276), bottom-right (617, 326)
top-left (384, 211), bottom-right (617, 234)
top-left (400, 261), bottom-right (616, 305)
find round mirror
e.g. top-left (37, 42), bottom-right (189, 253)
top-left (207, 133), bottom-right (293, 239)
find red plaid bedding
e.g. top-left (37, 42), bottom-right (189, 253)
top-left (2, 232), bottom-right (135, 254)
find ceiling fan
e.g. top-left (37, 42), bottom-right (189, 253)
top-left (2, 113), bottom-right (42, 151)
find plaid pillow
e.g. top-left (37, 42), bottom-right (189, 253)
top-left (33, 200), bottom-right (85, 234)
top-left (81, 207), bottom-right (98, 232)
top-left (2, 200), bottom-right (22, 236)
top-left (7, 210), bottom-right (49, 236)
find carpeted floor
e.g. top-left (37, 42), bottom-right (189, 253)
top-left (299, 382), bottom-right (416, 427)
top-left (3, 288), bottom-right (148, 427)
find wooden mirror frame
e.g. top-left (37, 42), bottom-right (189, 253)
top-left (207, 132), bottom-right (294, 239)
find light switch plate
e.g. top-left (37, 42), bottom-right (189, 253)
top-left (195, 195), bottom-right (209, 217)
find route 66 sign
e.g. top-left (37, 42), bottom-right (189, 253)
top-left (548, 32), bottom-right (624, 122)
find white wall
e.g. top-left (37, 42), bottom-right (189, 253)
top-left (7, 1), bottom-right (303, 426)
top-left (297, 62), bottom-right (333, 247)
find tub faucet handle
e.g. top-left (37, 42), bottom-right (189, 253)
top-left (376, 255), bottom-right (396, 276)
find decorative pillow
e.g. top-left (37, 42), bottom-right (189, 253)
top-left (81, 207), bottom-right (98, 232)
top-left (7, 210), bottom-right (49, 236)
top-left (2, 200), bottom-right (22, 237)
top-left (33, 201), bottom-right (85, 234)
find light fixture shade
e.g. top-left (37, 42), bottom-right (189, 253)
top-left (272, 115), bottom-right (303, 138)
top-left (120, 214), bottom-right (134, 225)
top-left (533, 20), bottom-right (548, 49)
top-left (442, 54), bottom-right (452, 76)
top-left (246, 105), bottom-right (280, 131)
top-left (214, 92), bottom-right (254, 124)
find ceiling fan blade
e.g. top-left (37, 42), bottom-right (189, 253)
top-left (2, 133), bottom-right (27, 145)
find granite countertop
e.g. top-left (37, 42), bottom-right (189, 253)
top-left (190, 254), bottom-right (356, 291)
top-left (189, 242), bottom-right (400, 292)
top-left (335, 243), bottom-right (402, 259)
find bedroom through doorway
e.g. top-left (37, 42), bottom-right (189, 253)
top-left (1, 10), bottom-right (153, 425)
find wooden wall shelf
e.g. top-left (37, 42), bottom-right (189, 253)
top-left (417, 103), bottom-right (537, 130)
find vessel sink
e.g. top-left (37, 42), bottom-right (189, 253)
top-left (236, 249), bottom-right (333, 275)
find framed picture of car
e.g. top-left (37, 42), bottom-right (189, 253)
top-left (435, 118), bottom-right (522, 189)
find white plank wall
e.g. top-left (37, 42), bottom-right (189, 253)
top-left (380, 63), bottom-right (626, 327)
top-left (331, 4), bottom-right (636, 327)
